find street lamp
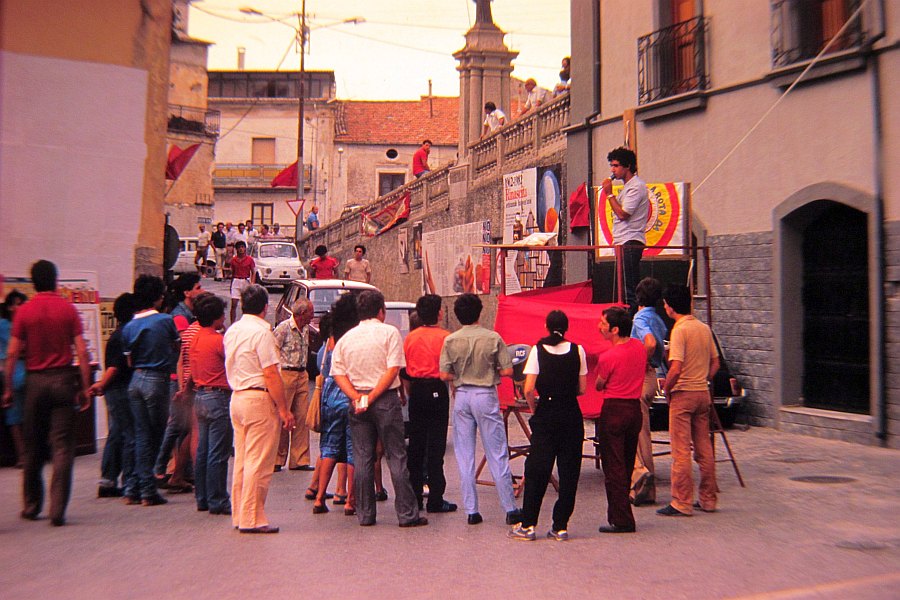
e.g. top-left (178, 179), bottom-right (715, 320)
top-left (240, 6), bottom-right (363, 241)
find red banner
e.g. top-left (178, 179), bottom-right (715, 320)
top-left (270, 161), bottom-right (298, 187)
top-left (360, 193), bottom-right (410, 237)
top-left (165, 143), bottom-right (200, 181)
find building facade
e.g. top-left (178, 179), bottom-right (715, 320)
top-left (569, 0), bottom-right (898, 447)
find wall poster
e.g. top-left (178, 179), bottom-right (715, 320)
top-left (422, 221), bottom-right (492, 296)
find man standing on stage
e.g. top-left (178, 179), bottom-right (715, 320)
top-left (601, 147), bottom-right (648, 311)
top-left (3, 260), bottom-right (92, 526)
top-left (658, 283), bottom-right (719, 517)
top-left (224, 284), bottom-right (295, 533)
top-left (403, 294), bottom-right (456, 513)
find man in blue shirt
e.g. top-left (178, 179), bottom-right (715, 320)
top-left (306, 205), bottom-right (320, 232)
top-left (629, 277), bottom-right (668, 506)
top-left (122, 275), bottom-right (180, 506)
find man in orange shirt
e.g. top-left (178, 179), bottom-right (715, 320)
top-left (229, 241), bottom-right (255, 325)
top-left (402, 294), bottom-right (456, 513)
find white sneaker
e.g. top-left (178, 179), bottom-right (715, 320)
top-left (547, 529), bottom-right (569, 541)
top-left (507, 523), bottom-right (536, 541)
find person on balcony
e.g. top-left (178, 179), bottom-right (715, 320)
top-left (481, 102), bottom-right (507, 138)
top-left (521, 79), bottom-right (548, 116)
top-left (412, 140), bottom-right (432, 178)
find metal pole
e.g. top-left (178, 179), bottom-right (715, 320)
top-left (295, 1), bottom-right (306, 243)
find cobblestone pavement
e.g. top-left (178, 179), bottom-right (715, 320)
top-left (1, 422), bottom-right (898, 599)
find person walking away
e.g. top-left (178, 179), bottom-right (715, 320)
top-left (89, 293), bottom-right (137, 498)
top-left (309, 245), bottom-right (339, 279)
top-left (508, 310), bottom-right (586, 542)
top-left (657, 284), bottom-right (719, 517)
top-left (224, 284), bottom-right (295, 533)
top-left (403, 294), bottom-right (456, 514)
top-left (601, 147), bottom-right (649, 312)
top-left (122, 275), bottom-right (179, 507)
top-left (273, 298), bottom-right (315, 471)
top-left (189, 294), bottom-right (233, 516)
top-left (440, 293), bottom-right (522, 527)
top-left (344, 245), bottom-right (372, 284)
top-left (629, 277), bottom-right (668, 506)
top-left (595, 307), bottom-right (646, 533)
top-left (331, 290), bottom-right (427, 528)
top-left (2, 260), bottom-right (92, 526)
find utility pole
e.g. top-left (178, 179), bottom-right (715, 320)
top-left (295, 0), bottom-right (306, 242)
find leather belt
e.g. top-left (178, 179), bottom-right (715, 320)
top-left (197, 386), bottom-right (230, 392)
top-left (282, 366), bottom-right (307, 372)
top-left (237, 386), bottom-right (267, 392)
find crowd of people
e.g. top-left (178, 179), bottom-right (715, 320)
top-left (3, 255), bottom-right (720, 539)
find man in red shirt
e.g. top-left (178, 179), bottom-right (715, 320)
top-left (309, 245), bottom-right (339, 279)
top-left (2, 260), bottom-right (91, 526)
top-left (402, 294), bottom-right (456, 513)
top-left (595, 306), bottom-right (646, 533)
top-left (229, 241), bottom-right (256, 325)
top-left (412, 139), bottom-right (432, 178)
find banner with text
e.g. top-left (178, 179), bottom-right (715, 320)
top-left (594, 182), bottom-right (690, 259)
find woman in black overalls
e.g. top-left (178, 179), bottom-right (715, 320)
top-left (509, 310), bottom-right (586, 541)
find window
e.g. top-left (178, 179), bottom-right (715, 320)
top-left (771, 0), bottom-right (865, 67)
top-left (638, 6), bottom-right (708, 104)
top-left (251, 203), bottom-right (274, 225)
top-left (251, 138), bottom-right (276, 165)
top-left (378, 172), bottom-right (406, 196)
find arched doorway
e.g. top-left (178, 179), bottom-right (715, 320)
top-left (801, 201), bottom-right (869, 413)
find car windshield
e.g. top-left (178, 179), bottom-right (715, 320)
top-left (308, 288), bottom-right (353, 314)
top-left (259, 244), bottom-right (298, 259)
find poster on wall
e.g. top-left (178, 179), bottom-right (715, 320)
top-left (422, 221), bottom-right (492, 296)
top-left (499, 166), bottom-right (562, 294)
top-left (411, 222), bottom-right (423, 270)
top-left (593, 182), bottom-right (690, 259)
top-left (398, 227), bottom-right (410, 274)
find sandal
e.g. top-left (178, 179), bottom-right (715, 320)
top-left (344, 507), bottom-right (356, 516)
top-left (333, 494), bottom-right (347, 505)
top-left (304, 488), bottom-right (317, 500)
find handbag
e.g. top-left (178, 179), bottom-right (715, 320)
top-left (305, 374), bottom-right (324, 433)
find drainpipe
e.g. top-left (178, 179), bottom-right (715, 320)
top-left (868, 1), bottom-right (886, 444)
top-left (586, 0), bottom-right (602, 259)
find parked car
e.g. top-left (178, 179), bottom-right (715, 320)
top-left (249, 240), bottom-right (306, 288)
top-left (384, 301), bottom-right (416, 340)
top-left (649, 331), bottom-right (746, 430)
top-left (173, 237), bottom-right (216, 277)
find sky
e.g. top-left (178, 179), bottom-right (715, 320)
top-left (189, 0), bottom-right (571, 100)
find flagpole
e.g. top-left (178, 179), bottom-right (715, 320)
top-left (295, 0), bottom-right (306, 243)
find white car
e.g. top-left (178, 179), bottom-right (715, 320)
top-left (249, 240), bottom-right (307, 288)
top-left (173, 237), bottom-right (216, 277)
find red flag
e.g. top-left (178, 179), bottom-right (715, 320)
top-left (568, 182), bottom-right (590, 230)
top-left (271, 161), bottom-right (298, 187)
top-left (165, 144), bottom-right (201, 181)
top-left (360, 193), bottom-right (410, 237)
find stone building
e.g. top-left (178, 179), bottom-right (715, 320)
top-left (568, 0), bottom-right (899, 447)
top-left (0, 0), bottom-right (173, 293)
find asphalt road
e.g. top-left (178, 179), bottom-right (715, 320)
top-left (199, 276), bottom-right (284, 327)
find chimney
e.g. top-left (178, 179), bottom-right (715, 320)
top-left (237, 47), bottom-right (246, 71)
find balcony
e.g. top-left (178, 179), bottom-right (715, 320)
top-left (213, 163), bottom-right (313, 189)
top-left (638, 16), bottom-right (709, 105)
top-left (469, 92), bottom-right (569, 183)
top-left (168, 104), bottom-right (220, 136)
top-left (770, 0), bottom-right (865, 68)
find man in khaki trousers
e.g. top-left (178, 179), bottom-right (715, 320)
top-left (224, 285), bottom-right (295, 533)
top-left (273, 299), bottom-right (314, 471)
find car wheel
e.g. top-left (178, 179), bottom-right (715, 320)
top-left (204, 261), bottom-right (216, 278)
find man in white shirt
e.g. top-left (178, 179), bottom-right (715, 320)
top-left (601, 147), bottom-right (649, 311)
top-left (196, 224), bottom-right (212, 277)
top-left (331, 290), bottom-right (426, 528)
top-left (521, 78), bottom-right (547, 115)
top-left (223, 284), bottom-right (295, 534)
top-left (343, 245), bottom-right (372, 284)
top-left (481, 101), bottom-right (507, 138)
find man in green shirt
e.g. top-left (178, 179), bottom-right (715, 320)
top-left (440, 293), bottom-right (522, 527)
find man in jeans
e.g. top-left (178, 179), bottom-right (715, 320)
top-left (2, 260), bottom-right (92, 526)
top-left (440, 293), bottom-right (522, 527)
top-left (658, 284), bottom-right (720, 517)
top-left (122, 275), bottom-right (180, 506)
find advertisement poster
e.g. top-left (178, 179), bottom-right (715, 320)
top-left (411, 221), bottom-right (423, 270)
top-left (500, 166), bottom-right (562, 293)
top-left (593, 182), bottom-right (690, 259)
top-left (422, 221), bottom-right (492, 296)
top-left (398, 227), bottom-right (410, 274)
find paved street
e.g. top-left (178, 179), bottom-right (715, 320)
top-left (197, 277), bottom-right (284, 327)
top-left (1, 422), bottom-right (898, 599)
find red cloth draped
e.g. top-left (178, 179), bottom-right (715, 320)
top-left (494, 282), bottom-right (622, 419)
top-left (270, 161), bottom-right (298, 187)
top-left (165, 144), bottom-right (200, 181)
top-left (360, 193), bottom-right (410, 236)
top-left (568, 182), bottom-right (590, 230)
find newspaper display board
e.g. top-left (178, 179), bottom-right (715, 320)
top-left (422, 221), bottom-right (492, 296)
top-left (593, 182), bottom-right (690, 259)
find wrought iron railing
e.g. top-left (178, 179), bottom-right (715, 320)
top-left (168, 104), bottom-right (220, 136)
top-left (770, 0), bottom-right (865, 67)
top-left (638, 16), bottom-right (709, 105)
